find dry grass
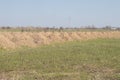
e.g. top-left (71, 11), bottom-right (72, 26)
top-left (0, 31), bottom-right (120, 49)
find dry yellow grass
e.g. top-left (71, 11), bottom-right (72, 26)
top-left (0, 31), bottom-right (120, 49)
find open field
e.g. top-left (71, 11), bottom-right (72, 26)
top-left (0, 31), bottom-right (120, 49)
top-left (0, 38), bottom-right (120, 80)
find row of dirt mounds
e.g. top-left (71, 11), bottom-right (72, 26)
top-left (0, 31), bottom-right (120, 49)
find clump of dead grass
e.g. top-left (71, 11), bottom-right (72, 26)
top-left (0, 31), bottom-right (120, 49)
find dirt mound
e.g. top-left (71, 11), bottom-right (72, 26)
top-left (0, 31), bottom-right (120, 49)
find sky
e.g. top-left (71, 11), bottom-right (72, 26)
top-left (0, 0), bottom-right (120, 27)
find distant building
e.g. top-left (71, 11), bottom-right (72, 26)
top-left (111, 27), bottom-right (117, 30)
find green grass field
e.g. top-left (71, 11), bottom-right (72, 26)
top-left (0, 39), bottom-right (120, 80)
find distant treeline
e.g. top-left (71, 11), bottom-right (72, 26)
top-left (0, 26), bottom-right (120, 32)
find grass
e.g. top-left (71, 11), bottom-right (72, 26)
top-left (0, 38), bottom-right (120, 80)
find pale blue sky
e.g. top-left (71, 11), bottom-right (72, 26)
top-left (0, 0), bottom-right (120, 27)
